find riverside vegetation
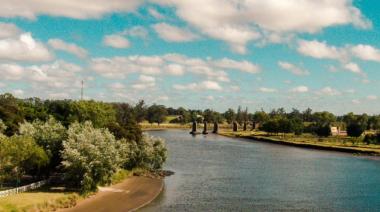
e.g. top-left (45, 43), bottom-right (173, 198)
top-left (137, 104), bottom-right (380, 153)
top-left (1, 93), bottom-right (380, 210)
top-left (0, 93), bottom-right (167, 211)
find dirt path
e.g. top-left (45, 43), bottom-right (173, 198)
top-left (61, 176), bottom-right (163, 212)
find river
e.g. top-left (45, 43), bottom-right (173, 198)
top-left (142, 130), bottom-right (380, 211)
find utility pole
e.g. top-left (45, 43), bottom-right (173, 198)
top-left (81, 80), bottom-right (84, 100)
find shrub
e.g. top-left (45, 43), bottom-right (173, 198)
top-left (61, 122), bottom-right (127, 194)
top-left (347, 123), bottom-right (365, 137)
top-left (0, 135), bottom-right (48, 185)
top-left (363, 133), bottom-right (380, 144)
top-left (19, 117), bottom-right (67, 174)
top-left (122, 135), bottom-right (167, 170)
top-left (0, 119), bottom-right (6, 134)
top-left (313, 124), bottom-right (332, 137)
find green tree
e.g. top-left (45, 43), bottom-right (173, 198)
top-left (223, 108), bottom-right (236, 124)
top-left (147, 104), bottom-right (168, 125)
top-left (0, 135), bottom-right (48, 186)
top-left (261, 119), bottom-right (280, 135)
top-left (19, 117), bottom-right (67, 174)
top-left (0, 93), bottom-right (24, 135)
top-left (252, 111), bottom-right (269, 124)
top-left (112, 103), bottom-right (142, 142)
top-left (368, 115), bottom-right (380, 130)
top-left (0, 119), bottom-right (6, 134)
top-left (313, 111), bottom-right (336, 125)
top-left (347, 123), bottom-right (365, 137)
top-left (176, 107), bottom-right (191, 124)
top-left (70, 100), bottom-right (116, 128)
top-left (19, 97), bottom-right (49, 122)
top-left (134, 100), bottom-right (147, 123)
top-left (61, 122), bottom-right (127, 193)
top-left (312, 123), bottom-right (332, 137)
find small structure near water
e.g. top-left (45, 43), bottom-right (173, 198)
top-left (233, 121), bottom-right (238, 132)
top-left (213, 122), bottom-right (219, 133)
top-left (202, 121), bottom-right (208, 134)
top-left (190, 121), bottom-right (200, 135)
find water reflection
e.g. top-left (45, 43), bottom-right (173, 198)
top-left (142, 130), bottom-right (380, 211)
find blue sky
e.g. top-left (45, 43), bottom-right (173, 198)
top-left (0, 0), bottom-right (380, 114)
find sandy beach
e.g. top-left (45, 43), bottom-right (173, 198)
top-left (60, 176), bottom-right (163, 212)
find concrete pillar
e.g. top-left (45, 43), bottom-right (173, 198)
top-left (233, 121), bottom-right (238, 132)
top-left (190, 121), bottom-right (197, 134)
top-left (202, 121), bottom-right (208, 134)
top-left (213, 122), bottom-right (219, 133)
top-left (243, 122), bottom-right (247, 131)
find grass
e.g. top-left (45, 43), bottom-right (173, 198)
top-left (0, 187), bottom-right (80, 212)
top-left (219, 130), bottom-right (380, 155)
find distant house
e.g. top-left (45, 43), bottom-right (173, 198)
top-left (331, 126), bottom-right (347, 136)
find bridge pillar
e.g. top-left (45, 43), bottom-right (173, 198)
top-left (233, 121), bottom-right (238, 132)
top-left (213, 122), bottom-right (219, 133)
top-left (190, 121), bottom-right (197, 134)
top-left (243, 122), bottom-right (247, 131)
top-left (202, 121), bottom-right (208, 134)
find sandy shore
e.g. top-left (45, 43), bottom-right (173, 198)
top-left (60, 176), bottom-right (163, 212)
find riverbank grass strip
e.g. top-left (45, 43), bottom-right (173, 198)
top-left (219, 131), bottom-right (380, 155)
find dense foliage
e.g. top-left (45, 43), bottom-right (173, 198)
top-left (0, 93), bottom-right (167, 194)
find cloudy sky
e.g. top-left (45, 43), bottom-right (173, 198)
top-left (0, 0), bottom-right (380, 114)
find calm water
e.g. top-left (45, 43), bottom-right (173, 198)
top-left (142, 130), bottom-right (380, 211)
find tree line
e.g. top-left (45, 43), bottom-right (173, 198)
top-left (123, 101), bottom-right (380, 142)
top-left (0, 93), bottom-right (167, 194)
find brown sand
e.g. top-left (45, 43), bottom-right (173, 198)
top-left (60, 176), bottom-right (163, 212)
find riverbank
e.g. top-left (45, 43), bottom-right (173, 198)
top-left (60, 176), bottom-right (163, 212)
top-left (140, 123), bottom-right (190, 131)
top-left (219, 131), bottom-right (380, 156)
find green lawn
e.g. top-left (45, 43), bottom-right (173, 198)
top-left (0, 188), bottom-right (79, 212)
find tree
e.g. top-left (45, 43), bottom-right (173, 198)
top-left (0, 119), bottom-right (6, 134)
top-left (44, 99), bottom-right (76, 127)
top-left (0, 93), bottom-right (24, 135)
top-left (19, 97), bottom-right (49, 122)
top-left (236, 106), bottom-right (244, 125)
top-left (302, 108), bottom-right (313, 122)
top-left (252, 111), bottom-right (269, 124)
top-left (19, 117), bottom-right (67, 174)
top-left (0, 135), bottom-right (48, 186)
top-left (113, 103), bottom-right (142, 143)
top-left (347, 123), bottom-right (365, 137)
top-left (134, 100), bottom-right (147, 123)
top-left (203, 109), bottom-right (217, 123)
top-left (261, 119), bottom-right (280, 135)
top-left (61, 122), bottom-right (127, 193)
top-left (224, 108), bottom-right (236, 124)
top-left (176, 107), bottom-right (191, 124)
top-left (368, 115), bottom-right (380, 130)
top-left (147, 104), bottom-right (168, 125)
top-left (124, 135), bottom-right (167, 170)
top-left (70, 100), bottom-right (116, 128)
top-left (313, 123), bottom-right (332, 137)
top-left (313, 111), bottom-right (336, 125)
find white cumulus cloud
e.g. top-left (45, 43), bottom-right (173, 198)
top-left (103, 34), bottom-right (130, 49)
top-left (48, 38), bottom-right (88, 58)
top-left (278, 61), bottom-right (309, 76)
top-left (153, 23), bottom-right (198, 42)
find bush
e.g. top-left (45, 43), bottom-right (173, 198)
top-left (61, 122), bottom-right (127, 194)
top-left (19, 117), bottom-right (67, 174)
top-left (347, 123), bottom-right (365, 137)
top-left (122, 135), bottom-right (167, 170)
top-left (363, 133), bottom-right (380, 144)
top-left (0, 135), bottom-right (48, 185)
top-left (313, 124), bottom-right (332, 137)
